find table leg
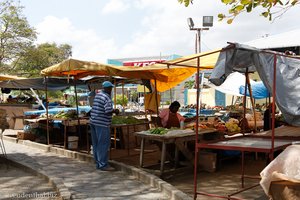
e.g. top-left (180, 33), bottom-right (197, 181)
top-left (241, 151), bottom-right (245, 188)
top-left (64, 125), bottom-right (67, 149)
top-left (160, 142), bottom-right (166, 175)
top-left (127, 125), bottom-right (130, 155)
top-left (86, 125), bottom-right (89, 153)
top-left (139, 138), bottom-right (145, 167)
top-left (113, 127), bottom-right (117, 149)
top-left (175, 140), bottom-right (194, 166)
top-left (175, 145), bottom-right (179, 168)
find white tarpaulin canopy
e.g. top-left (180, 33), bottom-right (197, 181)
top-left (210, 43), bottom-right (300, 126)
top-left (206, 72), bottom-right (254, 96)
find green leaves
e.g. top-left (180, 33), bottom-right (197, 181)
top-left (177, 0), bottom-right (300, 24)
top-left (241, 0), bottom-right (252, 4)
top-left (0, 0), bottom-right (36, 67)
top-left (178, 0), bottom-right (193, 7)
top-left (291, 0), bottom-right (299, 5)
top-left (227, 18), bottom-right (234, 24)
top-left (12, 43), bottom-right (72, 77)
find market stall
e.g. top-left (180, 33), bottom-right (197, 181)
top-left (148, 43), bottom-right (300, 199)
top-left (39, 57), bottom-right (218, 150)
top-left (134, 127), bottom-right (218, 176)
top-left (0, 75), bottom-right (27, 129)
top-left (196, 42), bottom-right (300, 199)
top-left (0, 77), bottom-right (87, 130)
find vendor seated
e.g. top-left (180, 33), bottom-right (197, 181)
top-left (263, 104), bottom-right (282, 131)
top-left (159, 101), bottom-right (195, 128)
top-left (7, 95), bottom-right (17, 103)
top-left (157, 101), bottom-right (195, 163)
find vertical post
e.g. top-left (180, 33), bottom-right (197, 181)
top-left (246, 73), bottom-right (257, 132)
top-left (45, 77), bottom-right (49, 145)
top-left (199, 72), bottom-right (205, 114)
top-left (144, 85), bottom-right (147, 120)
top-left (197, 29), bottom-right (201, 53)
top-left (74, 78), bottom-right (81, 151)
top-left (114, 79), bottom-right (117, 109)
top-left (122, 81), bottom-right (125, 114)
top-left (242, 70), bottom-right (249, 136)
top-left (271, 54), bottom-right (277, 159)
top-left (193, 57), bottom-right (200, 200)
top-left (154, 79), bottom-right (159, 116)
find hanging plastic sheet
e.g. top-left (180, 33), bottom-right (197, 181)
top-left (239, 81), bottom-right (270, 99)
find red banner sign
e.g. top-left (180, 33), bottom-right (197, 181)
top-left (123, 60), bottom-right (165, 67)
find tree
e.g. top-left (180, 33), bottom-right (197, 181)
top-left (12, 43), bottom-right (72, 77)
top-left (178, 0), bottom-right (300, 24)
top-left (184, 80), bottom-right (195, 89)
top-left (0, 0), bottom-right (37, 69)
top-left (114, 94), bottom-right (128, 106)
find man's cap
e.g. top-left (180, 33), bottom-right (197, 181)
top-left (102, 81), bottom-right (114, 88)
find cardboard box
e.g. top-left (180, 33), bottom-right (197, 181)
top-left (198, 151), bottom-right (217, 172)
top-left (17, 132), bottom-right (36, 141)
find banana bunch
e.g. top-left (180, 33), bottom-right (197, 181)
top-left (149, 127), bottom-right (168, 135)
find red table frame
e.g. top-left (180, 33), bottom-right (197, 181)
top-left (196, 136), bottom-right (293, 199)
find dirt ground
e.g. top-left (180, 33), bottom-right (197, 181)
top-left (110, 146), bottom-right (269, 200)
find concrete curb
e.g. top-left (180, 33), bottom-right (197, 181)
top-left (110, 160), bottom-right (192, 200)
top-left (3, 136), bottom-right (192, 200)
top-left (0, 153), bottom-right (71, 200)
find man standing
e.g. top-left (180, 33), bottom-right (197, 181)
top-left (90, 81), bottom-right (119, 171)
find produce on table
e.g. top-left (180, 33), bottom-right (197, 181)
top-left (39, 113), bottom-right (53, 119)
top-left (112, 116), bottom-right (144, 125)
top-left (225, 118), bottom-right (241, 133)
top-left (214, 122), bottom-right (226, 132)
top-left (149, 127), bottom-right (168, 135)
top-left (52, 110), bottom-right (77, 119)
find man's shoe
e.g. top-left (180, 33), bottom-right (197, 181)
top-left (100, 166), bottom-right (115, 171)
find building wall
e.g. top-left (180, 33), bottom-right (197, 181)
top-left (186, 88), bottom-right (254, 108)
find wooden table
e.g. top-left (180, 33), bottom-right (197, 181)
top-left (60, 118), bottom-right (89, 151)
top-left (134, 128), bottom-right (218, 175)
top-left (25, 118), bottom-right (90, 151)
top-left (111, 122), bottom-right (150, 155)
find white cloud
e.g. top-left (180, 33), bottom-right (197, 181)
top-left (119, 0), bottom-right (300, 57)
top-left (101, 0), bottom-right (130, 15)
top-left (33, 0), bottom-right (300, 63)
top-left (36, 16), bottom-right (118, 62)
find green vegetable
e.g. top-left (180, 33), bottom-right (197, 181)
top-left (149, 127), bottom-right (168, 135)
top-left (112, 116), bottom-right (144, 124)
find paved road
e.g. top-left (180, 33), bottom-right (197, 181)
top-left (2, 138), bottom-right (171, 200)
top-left (0, 163), bottom-right (59, 200)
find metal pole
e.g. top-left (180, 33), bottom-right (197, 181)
top-left (197, 29), bottom-right (201, 53)
top-left (193, 57), bottom-right (200, 200)
top-left (45, 77), bottom-right (49, 145)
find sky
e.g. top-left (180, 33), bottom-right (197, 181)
top-left (19, 0), bottom-right (300, 63)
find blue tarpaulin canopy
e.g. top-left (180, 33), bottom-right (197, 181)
top-left (239, 81), bottom-right (270, 99)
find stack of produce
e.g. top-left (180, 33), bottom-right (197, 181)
top-left (149, 127), bottom-right (168, 135)
top-left (245, 112), bottom-right (264, 130)
top-left (112, 116), bottom-right (144, 125)
top-left (39, 113), bottom-right (54, 118)
top-left (225, 118), bottom-right (241, 134)
top-left (53, 110), bottom-right (77, 119)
